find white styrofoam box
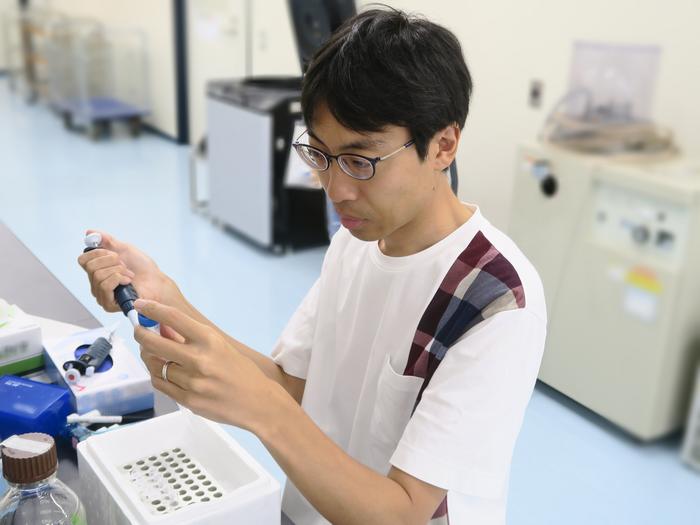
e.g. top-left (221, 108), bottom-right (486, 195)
top-left (43, 327), bottom-right (153, 415)
top-left (77, 411), bottom-right (281, 524)
top-left (0, 302), bottom-right (43, 373)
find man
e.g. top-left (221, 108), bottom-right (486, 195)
top-left (79, 8), bottom-right (546, 524)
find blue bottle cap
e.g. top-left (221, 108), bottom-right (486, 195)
top-left (138, 313), bottom-right (159, 328)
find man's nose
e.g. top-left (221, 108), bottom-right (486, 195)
top-left (324, 161), bottom-right (358, 204)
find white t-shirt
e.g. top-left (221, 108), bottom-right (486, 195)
top-left (272, 204), bottom-right (547, 525)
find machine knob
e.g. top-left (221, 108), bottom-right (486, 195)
top-left (540, 174), bottom-right (558, 197)
top-left (631, 225), bottom-right (651, 244)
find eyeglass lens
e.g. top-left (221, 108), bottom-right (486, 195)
top-left (295, 144), bottom-right (375, 180)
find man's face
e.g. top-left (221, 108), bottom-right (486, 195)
top-left (308, 104), bottom-right (437, 243)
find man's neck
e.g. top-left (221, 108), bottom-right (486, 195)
top-left (378, 182), bottom-right (473, 257)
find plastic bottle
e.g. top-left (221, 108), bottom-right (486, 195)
top-left (0, 433), bottom-right (86, 524)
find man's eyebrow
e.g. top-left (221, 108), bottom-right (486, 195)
top-left (307, 129), bottom-right (384, 152)
top-left (307, 129), bottom-right (327, 147)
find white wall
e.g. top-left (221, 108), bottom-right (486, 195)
top-left (48, 0), bottom-right (178, 138)
top-left (186, 0), bottom-right (300, 145)
top-left (249, 0), bottom-right (300, 78)
top-left (36, 0), bottom-right (699, 217)
top-left (0, 0), bottom-right (17, 71)
top-left (187, 0), bottom-right (247, 145)
top-left (357, 0), bottom-right (700, 229)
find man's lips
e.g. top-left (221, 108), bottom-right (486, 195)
top-left (338, 214), bottom-right (365, 229)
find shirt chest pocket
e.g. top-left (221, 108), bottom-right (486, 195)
top-left (368, 355), bottom-right (424, 472)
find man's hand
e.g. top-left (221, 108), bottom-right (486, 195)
top-left (134, 299), bottom-right (446, 525)
top-left (134, 299), bottom-right (282, 431)
top-left (77, 230), bottom-right (177, 312)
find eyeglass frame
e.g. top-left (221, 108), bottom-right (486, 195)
top-left (292, 129), bottom-right (416, 180)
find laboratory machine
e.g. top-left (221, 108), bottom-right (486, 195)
top-left (205, 0), bottom-right (356, 252)
top-left (509, 142), bottom-right (700, 440)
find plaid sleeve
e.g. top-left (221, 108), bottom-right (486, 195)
top-left (270, 278), bottom-right (321, 380)
top-left (394, 230), bottom-right (544, 520)
top-left (404, 231), bottom-right (527, 410)
top-left (390, 308), bottom-right (546, 499)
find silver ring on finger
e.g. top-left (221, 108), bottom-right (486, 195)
top-left (161, 360), bottom-right (174, 383)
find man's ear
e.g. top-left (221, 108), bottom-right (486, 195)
top-left (430, 124), bottom-right (460, 172)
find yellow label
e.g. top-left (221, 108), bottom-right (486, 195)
top-left (625, 267), bottom-right (662, 294)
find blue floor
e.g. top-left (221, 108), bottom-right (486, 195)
top-left (1, 79), bottom-right (698, 523)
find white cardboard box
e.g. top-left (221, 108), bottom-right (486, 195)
top-left (0, 304), bottom-right (43, 375)
top-left (43, 327), bottom-right (153, 415)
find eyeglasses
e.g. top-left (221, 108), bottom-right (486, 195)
top-left (292, 129), bottom-right (415, 180)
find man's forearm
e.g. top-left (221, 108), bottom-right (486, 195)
top-left (254, 385), bottom-right (424, 525)
top-left (160, 278), bottom-right (303, 401)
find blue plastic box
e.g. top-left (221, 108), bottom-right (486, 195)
top-left (0, 375), bottom-right (73, 439)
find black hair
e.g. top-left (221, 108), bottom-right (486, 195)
top-left (301, 6), bottom-right (472, 160)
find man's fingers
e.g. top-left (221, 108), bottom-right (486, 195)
top-left (94, 265), bottom-right (131, 288)
top-left (142, 352), bottom-right (191, 391)
top-left (134, 326), bottom-right (195, 367)
top-left (85, 230), bottom-right (127, 253)
top-left (83, 252), bottom-right (119, 272)
top-left (160, 324), bottom-right (186, 344)
top-left (162, 361), bottom-right (194, 391)
top-left (139, 350), bottom-right (189, 400)
top-left (98, 299), bottom-right (121, 313)
top-left (140, 350), bottom-right (165, 371)
top-left (151, 375), bottom-right (188, 404)
top-left (140, 350), bottom-right (169, 381)
top-left (98, 272), bottom-right (131, 296)
top-left (78, 248), bottom-right (115, 270)
top-left (134, 300), bottom-right (204, 343)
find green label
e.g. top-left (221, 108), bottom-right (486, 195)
top-left (71, 512), bottom-right (87, 525)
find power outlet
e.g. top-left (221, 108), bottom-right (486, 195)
top-left (529, 79), bottom-right (543, 108)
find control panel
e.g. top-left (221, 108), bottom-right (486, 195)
top-left (590, 180), bottom-right (690, 266)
